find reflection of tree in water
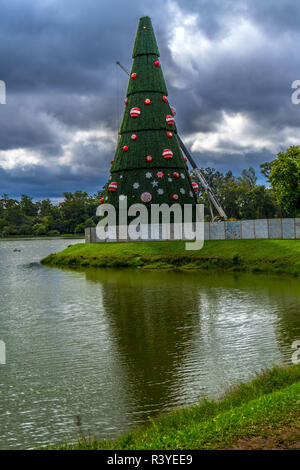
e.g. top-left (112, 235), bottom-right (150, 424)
top-left (84, 269), bottom-right (199, 415)
top-left (83, 268), bottom-right (300, 419)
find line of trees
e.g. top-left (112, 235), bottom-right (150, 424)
top-left (0, 191), bottom-right (100, 236)
top-left (0, 146), bottom-right (299, 236)
top-left (195, 145), bottom-right (299, 220)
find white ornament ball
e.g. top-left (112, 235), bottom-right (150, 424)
top-left (140, 192), bottom-right (152, 203)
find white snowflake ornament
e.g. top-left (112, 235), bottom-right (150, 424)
top-left (133, 182), bottom-right (140, 189)
top-left (157, 189), bottom-right (164, 195)
top-left (145, 172), bottom-right (152, 179)
top-left (180, 188), bottom-right (185, 194)
top-left (151, 180), bottom-right (158, 187)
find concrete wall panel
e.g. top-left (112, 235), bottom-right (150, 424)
top-left (225, 221), bottom-right (241, 239)
top-left (209, 222), bottom-right (225, 240)
top-left (241, 220), bottom-right (255, 239)
top-left (86, 219), bottom-right (298, 242)
top-left (282, 218), bottom-right (295, 239)
top-left (268, 219), bottom-right (282, 239)
top-left (254, 219), bottom-right (268, 239)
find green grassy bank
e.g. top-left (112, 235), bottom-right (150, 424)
top-left (50, 364), bottom-right (300, 450)
top-left (41, 239), bottom-right (300, 276)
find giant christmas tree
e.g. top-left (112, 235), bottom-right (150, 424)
top-left (102, 16), bottom-right (198, 222)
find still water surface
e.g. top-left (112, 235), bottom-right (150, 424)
top-left (0, 239), bottom-right (299, 449)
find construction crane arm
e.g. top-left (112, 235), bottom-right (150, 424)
top-left (116, 61), bottom-right (130, 76)
top-left (177, 135), bottom-right (227, 219)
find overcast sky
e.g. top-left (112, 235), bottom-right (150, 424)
top-left (0, 0), bottom-right (299, 199)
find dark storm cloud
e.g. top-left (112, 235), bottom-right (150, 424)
top-left (0, 0), bottom-right (299, 197)
top-left (0, 162), bottom-right (109, 199)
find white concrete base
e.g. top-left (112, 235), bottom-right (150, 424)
top-left (85, 218), bottom-right (300, 243)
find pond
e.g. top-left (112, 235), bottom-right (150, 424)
top-left (0, 239), bottom-right (299, 449)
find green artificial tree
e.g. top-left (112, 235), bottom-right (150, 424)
top-left (102, 16), bottom-right (198, 222)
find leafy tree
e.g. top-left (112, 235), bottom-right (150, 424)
top-left (261, 146), bottom-right (300, 216)
top-left (20, 195), bottom-right (38, 217)
top-left (58, 191), bottom-right (90, 233)
top-left (192, 167), bottom-right (281, 220)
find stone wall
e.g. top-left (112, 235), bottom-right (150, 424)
top-left (85, 218), bottom-right (300, 243)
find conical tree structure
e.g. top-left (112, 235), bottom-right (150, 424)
top-left (103, 16), bottom-right (197, 221)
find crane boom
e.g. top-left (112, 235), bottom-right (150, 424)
top-left (116, 61), bottom-right (130, 76)
top-left (176, 135), bottom-right (227, 219)
top-left (116, 61), bottom-right (227, 219)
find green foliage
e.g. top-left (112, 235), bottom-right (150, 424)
top-left (0, 191), bottom-right (102, 237)
top-left (262, 146), bottom-right (300, 216)
top-left (193, 167), bottom-right (283, 219)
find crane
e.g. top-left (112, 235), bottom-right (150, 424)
top-left (116, 61), bottom-right (227, 220)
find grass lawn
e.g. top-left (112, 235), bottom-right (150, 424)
top-left (49, 364), bottom-right (300, 450)
top-left (41, 239), bottom-right (300, 275)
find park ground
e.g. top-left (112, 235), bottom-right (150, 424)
top-left (49, 364), bottom-right (300, 450)
top-left (41, 239), bottom-right (300, 276)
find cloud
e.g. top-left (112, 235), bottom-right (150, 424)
top-left (0, 0), bottom-right (299, 197)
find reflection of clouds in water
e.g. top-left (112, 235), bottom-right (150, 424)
top-left (177, 287), bottom-right (284, 402)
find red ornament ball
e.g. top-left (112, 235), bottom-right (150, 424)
top-left (131, 72), bottom-right (137, 79)
top-left (184, 157), bottom-right (188, 162)
top-left (108, 182), bottom-right (118, 192)
top-left (140, 192), bottom-right (152, 203)
top-left (162, 96), bottom-right (168, 102)
top-left (130, 107), bottom-right (141, 118)
top-left (172, 194), bottom-right (179, 200)
top-left (111, 160), bottom-right (114, 164)
top-left (146, 155), bottom-right (153, 162)
top-left (125, 98), bottom-right (128, 105)
top-left (144, 98), bottom-right (151, 105)
top-left (162, 149), bottom-right (173, 160)
top-left (154, 60), bottom-right (160, 67)
top-left (123, 145), bottom-right (129, 152)
top-left (166, 115), bottom-right (175, 125)
top-left (173, 172), bottom-right (180, 179)
top-left (192, 182), bottom-right (199, 192)
top-left (166, 132), bottom-right (173, 138)
top-left (170, 106), bottom-right (176, 116)
top-left (100, 197), bottom-right (104, 204)
top-left (131, 134), bottom-right (138, 140)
